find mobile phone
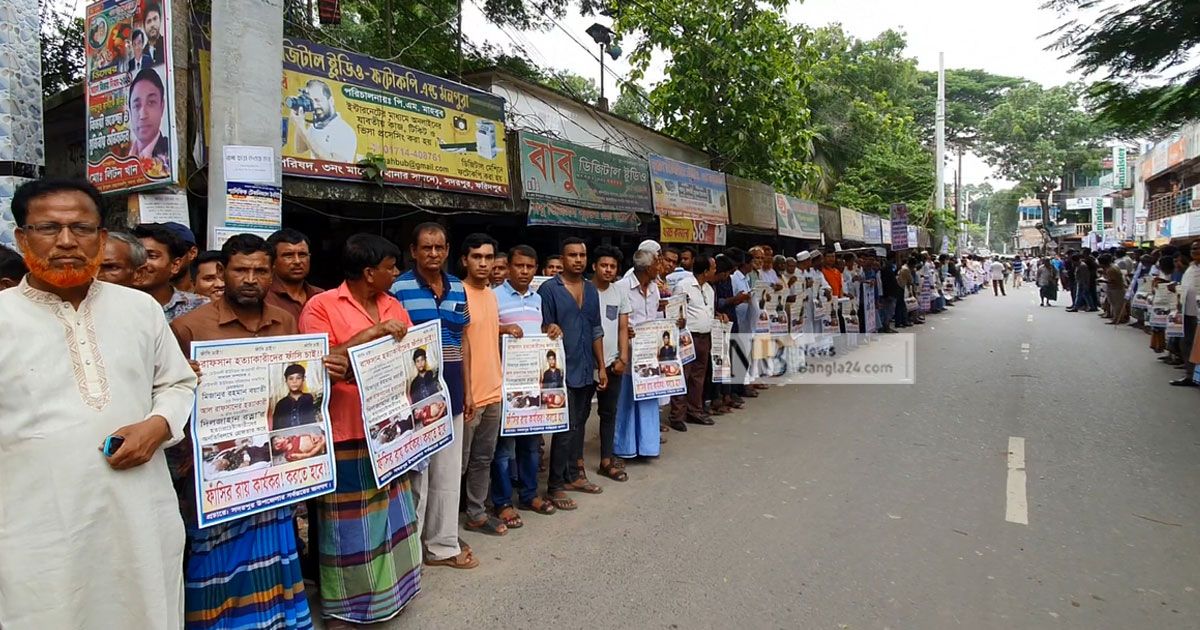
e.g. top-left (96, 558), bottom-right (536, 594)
top-left (101, 435), bottom-right (125, 457)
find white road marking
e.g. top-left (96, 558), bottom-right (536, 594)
top-left (1006, 437), bottom-right (1028, 525)
top-left (1027, 314), bottom-right (1034, 322)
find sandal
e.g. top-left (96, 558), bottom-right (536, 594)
top-left (565, 479), bottom-right (604, 494)
top-left (597, 460), bottom-right (628, 482)
top-left (518, 496), bottom-right (557, 515)
top-left (547, 492), bottom-right (577, 511)
top-left (464, 515), bottom-right (508, 536)
top-left (495, 506), bottom-right (524, 529)
top-left (425, 549), bottom-right (479, 569)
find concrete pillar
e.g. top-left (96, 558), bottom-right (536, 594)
top-left (0, 1), bottom-right (45, 249)
top-left (204, 0), bottom-right (284, 247)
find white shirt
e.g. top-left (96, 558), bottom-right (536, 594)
top-left (664, 267), bottom-right (690, 293)
top-left (0, 279), bottom-right (197, 629)
top-left (622, 275), bottom-right (662, 326)
top-left (990, 261), bottom-right (1005, 277)
top-left (1182, 263), bottom-right (1200, 317)
top-left (674, 274), bottom-right (716, 334)
top-left (306, 114), bottom-right (357, 162)
top-left (596, 281), bottom-right (632, 366)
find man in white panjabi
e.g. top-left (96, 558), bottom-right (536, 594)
top-left (0, 179), bottom-right (197, 630)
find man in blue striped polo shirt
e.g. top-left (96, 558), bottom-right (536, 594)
top-left (491, 245), bottom-right (561, 524)
top-left (391, 223), bottom-right (477, 569)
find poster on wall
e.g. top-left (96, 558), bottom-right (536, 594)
top-left (85, 0), bottom-right (179, 193)
top-left (189, 334), bottom-right (336, 528)
top-left (648, 154), bottom-right (729, 224)
top-left (281, 38), bottom-right (509, 196)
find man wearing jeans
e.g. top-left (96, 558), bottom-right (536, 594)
top-left (592, 245), bottom-right (632, 482)
top-left (538, 237), bottom-right (608, 510)
top-left (392, 223), bottom-right (476, 569)
top-left (459, 233), bottom-right (512, 536)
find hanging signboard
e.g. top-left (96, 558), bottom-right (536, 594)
top-left (890, 203), bottom-right (909, 249)
top-left (660, 216), bottom-right (727, 246)
top-left (648, 154), bottom-right (729, 224)
top-left (881, 218), bottom-right (892, 245)
top-left (517, 131), bottom-right (650, 213)
top-left (774, 194), bottom-right (821, 239)
top-left (726, 175), bottom-right (776, 229)
top-left (527, 201), bottom-right (640, 232)
top-left (85, 0), bottom-right (180, 193)
top-left (840, 207), bottom-right (865, 242)
top-left (281, 38), bottom-right (509, 196)
top-left (862, 215), bottom-right (882, 244)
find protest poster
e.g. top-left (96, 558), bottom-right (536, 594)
top-left (1166, 292), bottom-right (1185, 338)
top-left (281, 38), bottom-right (509, 196)
top-left (500, 335), bottom-right (569, 436)
top-left (190, 334), bottom-right (335, 528)
top-left (767, 287), bottom-right (790, 336)
top-left (711, 321), bottom-right (733, 384)
top-left (890, 203), bottom-right (909, 249)
top-left (918, 272), bottom-right (934, 312)
top-left (348, 320), bottom-right (454, 488)
top-left (862, 281), bottom-right (878, 334)
top-left (85, 0), bottom-right (179, 193)
top-left (787, 292), bottom-right (808, 337)
top-left (1150, 284), bottom-right (1173, 328)
top-left (631, 319), bottom-right (687, 400)
top-left (665, 295), bottom-right (696, 364)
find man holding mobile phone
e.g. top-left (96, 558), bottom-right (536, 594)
top-left (0, 179), bottom-right (198, 629)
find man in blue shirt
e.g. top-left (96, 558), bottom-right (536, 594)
top-left (391, 222), bottom-right (477, 569)
top-left (538, 237), bottom-right (607, 508)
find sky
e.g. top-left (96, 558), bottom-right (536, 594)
top-left (461, 0), bottom-right (1086, 188)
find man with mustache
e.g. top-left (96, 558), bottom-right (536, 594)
top-left (170, 233), bottom-right (347, 628)
top-left (266, 228), bottom-right (323, 320)
top-left (0, 179), bottom-right (198, 629)
top-left (97, 231), bottom-right (147, 287)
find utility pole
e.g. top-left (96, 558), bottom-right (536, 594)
top-left (206, 0), bottom-right (285, 247)
top-left (1, 1), bottom-right (43, 250)
top-left (956, 148), bottom-right (963, 252)
top-left (935, 53), bottom-right (945, 217)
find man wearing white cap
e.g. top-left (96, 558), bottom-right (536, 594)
top-left (624, 239), bottom-right (662, 280)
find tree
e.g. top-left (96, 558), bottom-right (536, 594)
top-left (550, 71), bottom-right (600, 104)
top-left (612, 0), bottom-right (818, 193)
top-left (827, 99), bottom-right (935, 220)
top-left (40, 0), bottom-right (85, 97)
top-left (979, 84), bottom-right (1102, 217)
top-left (912, 69), bottom-right (1027, 154)
top-left (612, 84), bottom-right (655, 128)
top-left (1042, 0), bottom-right (1200, 134)
top-left (979, 187), bottom-right (1028, 252)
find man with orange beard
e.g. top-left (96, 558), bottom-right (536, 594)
top-left (0, 179), bottom-right (197, 629)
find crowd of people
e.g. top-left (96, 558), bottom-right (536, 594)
top-left (2, 178), bottom-right (995, 630)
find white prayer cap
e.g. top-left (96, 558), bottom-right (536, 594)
top-left (796, 251), bottom-right (812, 262)
top-left (637, 239), bottom-right (662, 254)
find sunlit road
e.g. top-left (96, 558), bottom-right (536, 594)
top-left (318, 284), bottom-right (1200, 629)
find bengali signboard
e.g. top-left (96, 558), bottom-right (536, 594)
top-left (881, 219), bottom-right (892, 245)
top-left (190, 334), bottom-right (336, 528)
top-left (347, 321), bottom-right (454, 487)
top-left (517, 131), bottom-right (650, 213)
top-left (648, 154), bottom-right (729, 224)
top-left (631, 319), bottom-right (687, 401)
top-left (660, 216), bottom-right (727, 245)
top-left (85, 0), bottom-right (179, 193)
top-left (863, 215), bottom-right (882, 244)
top-left (840, 207), bottom-right (865, 242)
top-left (527, 201), bottom-right (639, 232)
top-left (281, 38), bottom-right (509, 196)
top-left (774, 194), bottom-right (821, 239)
top-left (890, 203), bottom-right (909, 250)
top-left (500, 335), bottom-right (569, 436)
top-left (726, 175), bottom-right (776, 229)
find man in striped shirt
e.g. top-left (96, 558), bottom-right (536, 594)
top-left (491, 245), bottom-right (561, 525)
top-left (391, 223), bottom-right (477, 570)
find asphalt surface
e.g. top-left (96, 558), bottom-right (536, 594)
top-left (322, 283), bottom-right (1200, 629)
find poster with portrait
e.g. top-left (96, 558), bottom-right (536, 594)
top-left (862, 281), bottom-right (878, 334)
top-left (348, 320), bottom-right (454, 488)
top-left (190, 334), bottom-right (335, 528)
top-left (750, 281), bottom-right (771, 335)
top-left (85, 0), bottom-right (179, 193)
top-left (766, 287), bottom-right (790, 336)
top-left (711, 320), bottom-right (733, 384)
top-left (1150, 284), bottom-right (1173, 328)
top-left (664, 295), bottom-right (696, 365)
top-left (500, 335), bottom-right (569, 436)
top-left (631, 319), bottom-right (687, 401)
top-left (1165, 291), bottom-right (1185, 338)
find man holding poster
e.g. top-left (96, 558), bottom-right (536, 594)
top-left (171, 234), bottom-right (346, 628)
top-left (299, 234), bottom-right (426, 623)
top-left (615, 249), bottom-right (670, 455)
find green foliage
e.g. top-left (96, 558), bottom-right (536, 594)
top-left (612, 0), bottom-right (818, 194)
top-left (612, 84), bottom-right (655, 128)
top-left (1042, 0), bottom-right (1200, 134)
top-left (827, 101), bottom-right (935, 219)
top-left (39, 1), bottom-right (85, 98)
top-left (980, 187), bottom-right (1029, 251)
top-left (912, 69), bottom-right (1027, 153)
top-left (357, 152), bottom-right (388, 185)
top-left (550, 71), bottom-right (600, 104)
top-left (979, 84), bottom-right (1101, 210)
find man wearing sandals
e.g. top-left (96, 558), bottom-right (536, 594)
top-left (491, 245), bottom-right (563, 526)
top-left (593, 245), bottom-right (633, 483)
top-left (538, 237), bottom-right (609, 510)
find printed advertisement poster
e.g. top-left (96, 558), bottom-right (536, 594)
top-left (190, 334), bottom-right (335, 528)
top-left (660, 216), bottom-right (727, 246)
top-left (517, 131), bottom-right (649, 213)
top-left (775, 194), bottom-right (821, 239)
top-left (649, 154), bottom-right (729, 224)
top-left (890, 203), bottom-right (909, 250)
top-left (711, 321), bottom-right (733, 384)
top-left (840, 207), bottom-right (865, 242)
top-left (282, 38), bottom-right (509, 196)
top-left (225, 182), bottom-right (282, 229)
top-left (665, 295), bottom-right (697, 365)
top-left (348, 321), bottom-right (454, 487)
top-left (500, 335), bottom-right (569, 436)
top-left (85, 0), bottom-right (178, 193)
top-left (631, 319), bottom-right (687, 401)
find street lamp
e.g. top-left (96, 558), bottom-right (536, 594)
top-left (585, 23), bottom-right (621, 109)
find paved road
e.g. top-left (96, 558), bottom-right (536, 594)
top-left (329, 284), bottom-right (1200, 629)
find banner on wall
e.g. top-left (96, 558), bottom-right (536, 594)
top-left (726, 175), bottom-right (777, 229)
top-left (774, 194), bottom-right (821, 239)
top-left (281, 39), bottom-right (509, 196)
top-left (527, 201), bottom-right (640, 232)
top-left (660, 215), bottom-right (727, 245)
top-left (517, 131), bottom-right (650, 213)
top-left (881, 218), bottom-right (892, 245)
top-left (85, 0), bottom-right (180, 193)
top-left (648, 155), bottom-right (729, 224)
top-left (862, 216), bottom-right (882, 244)
top-left (840, 207), bottom-right (865, 242)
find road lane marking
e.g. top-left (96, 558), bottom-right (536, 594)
top-left (1006, 437), bottom-right (1028, 525)
top-left (1027, 314), bottom-right (1034, 322)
